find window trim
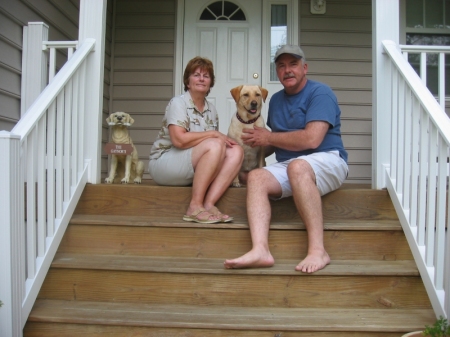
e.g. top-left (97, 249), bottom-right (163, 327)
top-left (262, 0), bottom-right (299, 85)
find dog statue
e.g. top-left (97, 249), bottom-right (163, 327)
top-left (105, 112), bottom-right (144, 184)
top-left (227, 85), bottom-right (269, 187)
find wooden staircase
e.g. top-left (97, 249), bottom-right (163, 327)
top-left (24, 182), bottom-right (436, 336)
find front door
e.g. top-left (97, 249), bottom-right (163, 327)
top-left (183, 0), bottom-right (263, 134)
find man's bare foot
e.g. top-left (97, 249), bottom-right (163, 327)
top-left (295, 249), bottom-right (330, 273)
top-left (224, 248), bottom-right (274, 269)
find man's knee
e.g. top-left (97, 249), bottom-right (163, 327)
top-left (247, 167), bottom-right (271, 184)
top-left (287, 159), bottom-right (315, 182)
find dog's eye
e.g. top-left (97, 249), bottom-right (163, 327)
top-left (243, 93), bottom-right (249, 97)
top-left (256, 93), bottom-right (261, 96)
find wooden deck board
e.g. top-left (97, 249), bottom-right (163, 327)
top-left (29, 299), bottom-right (435, 332)
top-left (52, 253), bottom-right (419, 276)
top-left (70, 214), bottom-right (402, 230)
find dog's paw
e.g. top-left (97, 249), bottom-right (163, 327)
top-left (121, 178), bottom-right (130, 184)
top-left (231, 181), bottom-right (241, 187)
top-left (105, 177), bottom-right (113, 184)
top-left (134, 177), bottom-right (142, 184)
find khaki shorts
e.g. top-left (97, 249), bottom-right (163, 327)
top-left (263, 151), bottom-right (348, 199)
top-left (148, 147), bottom-right (194, 186)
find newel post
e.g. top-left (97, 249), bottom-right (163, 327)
top-left (21, 22), bottom-right (49, 116)
top-left (372, 0), bottom-right (399, 189)
top-left (78, 0), bottom-right (107, 183)
top-left (0, 131), bottom-right (25, 337)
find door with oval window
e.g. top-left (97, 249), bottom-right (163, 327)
top-left (183, 0), bottom-right (262, 134)
top-left (182, 0), bottom-right (298, 135)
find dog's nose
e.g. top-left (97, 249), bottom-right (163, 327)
top-left (251, 101), bottom-right (257, 107)
top-left (117, 116), bottom-right (123, 120)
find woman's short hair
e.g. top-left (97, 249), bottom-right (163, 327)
top-left (183, 56), bottom-right (215, 94)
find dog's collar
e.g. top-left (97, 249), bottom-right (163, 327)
top-left (236, 112), bottom-right (260, 124)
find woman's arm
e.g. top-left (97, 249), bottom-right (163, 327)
top-left (169, 124), bottom-right (238, 149)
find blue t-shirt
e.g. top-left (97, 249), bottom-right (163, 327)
top-left (267, 79), bottom-right (348, 163)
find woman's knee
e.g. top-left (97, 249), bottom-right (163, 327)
top-left (194, 138), bottom-right (226, 158)
top-left (228, 144), bottom-right (244, 162)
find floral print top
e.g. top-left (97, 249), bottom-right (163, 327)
top-left (149, 90), bottom-right (219, 160)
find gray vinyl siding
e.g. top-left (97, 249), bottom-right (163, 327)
top-left (0, 0), bottom-right (113, 172)
top-left (300, 0), bottom-right (372, 184)
top-left (110, 0), bottom-right (176, 179)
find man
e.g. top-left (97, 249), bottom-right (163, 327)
top-left (224, 45), bottom-right (348, 273)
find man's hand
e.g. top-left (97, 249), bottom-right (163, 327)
top-left (241, 126), bottom-right (271, 147)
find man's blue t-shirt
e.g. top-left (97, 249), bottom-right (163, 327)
top-left (267, 80), bottom-right (348, 163)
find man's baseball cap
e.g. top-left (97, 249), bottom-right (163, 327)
top-left (274, 45), bottom-right (306, 62)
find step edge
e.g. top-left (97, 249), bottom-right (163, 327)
top-left (51, 253), bottom-right (420, 276)
top-left (28, 299), bottom-right (435, 332)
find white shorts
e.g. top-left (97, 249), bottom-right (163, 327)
top-left (263, 151), bottom-right (348, 199)
top-left (148, 147), bottom-right (194, 186)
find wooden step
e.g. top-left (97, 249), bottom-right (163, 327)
top-left (59, 221), bottom-right (413, 260)
top-left (26, 184), bottom-right (436, 335)
top-left (26, 299), bottom-right (436, 335)
top-left (74, 184), bottom-right (398, 221)
top-left (51, 253), bottom-right (419, 276)
top-left (38, 253), bottom-right (430, 310)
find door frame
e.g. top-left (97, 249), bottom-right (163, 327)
top-left (174, 0), bottom-right (299, 97)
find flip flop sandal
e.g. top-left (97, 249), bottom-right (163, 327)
top-left (208, 206), bottom-right (234, 223)
top-left (183, 208), bottom-right (221, 224)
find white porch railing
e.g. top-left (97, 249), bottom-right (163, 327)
top-left (400, 44), bottom-right (450, 109)
top-left (43, 40), bottom-right (79, 82)
top-left (382, 40), bottom-right (450, 319)
top-left (0, 37), bottom-right (95, 336)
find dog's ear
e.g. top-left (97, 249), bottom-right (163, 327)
top-left (123, 113), bottom-right (134, 126)
top-left (230, 85), bottom-right (243, 103)
top-left (106, 115), bottom-right (113, 125)
top-left (259, 87), bottom-right (269, 102)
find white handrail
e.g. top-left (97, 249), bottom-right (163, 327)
top-left (382, 40), bottom-right (450, 319)
top-left (0, 37), bottom-right (95, 336)
top-left (13, 39), bottom-right (94, 139)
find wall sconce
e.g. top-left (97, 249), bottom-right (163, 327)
top-left (311, 0), bottom-right (326, 14)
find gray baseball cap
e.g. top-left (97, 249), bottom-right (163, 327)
top-left (274, 44), bottom-right (306, 62)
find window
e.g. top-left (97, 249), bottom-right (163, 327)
top-left (270, 4), bottom-right (287, 81)
top-left (405, 0), bottom-right (450, 95)
top-left (200, 1), bottom-right (246, 21)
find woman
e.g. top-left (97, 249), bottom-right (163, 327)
top-left (149, 56), bottom-right (243, 224)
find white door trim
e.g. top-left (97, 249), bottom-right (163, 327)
top-left (174, 0), bottom-right (185, 96)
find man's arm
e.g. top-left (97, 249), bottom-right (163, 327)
top-left (242, 121), bottom-right (329, 151)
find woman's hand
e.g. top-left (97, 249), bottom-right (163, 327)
top-left (217, 132), bottom-right (239, 147)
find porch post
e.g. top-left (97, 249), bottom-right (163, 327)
top-left (0, 131), bottom-right (24, 337)
top-left (21, 22), bottom-right (49, 116)
top-left (372, 0), bottom-right (399, 189)
top-left (78, 0), bottom-right (107, 183)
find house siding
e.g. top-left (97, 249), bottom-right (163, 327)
top-left (109, 0), bottom-right (176, 179)
top-left (299, 0), bottom-right (372, 184)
